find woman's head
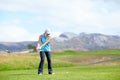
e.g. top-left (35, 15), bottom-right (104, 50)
top-left (44, 28), bottom-right (51, 36)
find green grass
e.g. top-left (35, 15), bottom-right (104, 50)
top-left (0, 66), bottom-right (120, 80)
top-left (0, 49), bottom-right (120, 80)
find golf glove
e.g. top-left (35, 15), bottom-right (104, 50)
top-left (37, 46), bottom-right (42, 50)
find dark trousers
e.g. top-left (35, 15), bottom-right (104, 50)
top-left (38, 51), bottom-right (52, 74)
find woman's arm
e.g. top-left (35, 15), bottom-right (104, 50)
top-left (40, 37), bottom-right (52, 48)
top-left (36, 35), bottom-right (42, 50)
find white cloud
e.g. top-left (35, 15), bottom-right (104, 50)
top-left (51, 31), bottom-right (62, 38)
top-left (1, 19), bottom-right (21, 25)
top-left (100, 8), bottom-right (109, 14)
top-left (0, 0), bottom-right (120, 42)
top-left (0, 25), bottom-right (38, 42)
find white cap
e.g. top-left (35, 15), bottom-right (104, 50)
top-left (45, 28), bottom-right (51, 34)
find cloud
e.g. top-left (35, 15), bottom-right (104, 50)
top-left (0, 23), bottom-right (38, 42)
top-left (1, 19), bottom-right (21, 25)
top-left (0, 0), bottom-right (120, 42)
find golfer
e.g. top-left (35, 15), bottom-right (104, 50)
top-left (36, 29), bottom-right (53, 75)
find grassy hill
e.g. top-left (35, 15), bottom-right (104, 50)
top-left (0, 49), bottom-right (120, 80)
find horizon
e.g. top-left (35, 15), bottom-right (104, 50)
top-left (0, 0), bottom-right (120, 42)
top-left (0, 32), bottom-right (120, 42)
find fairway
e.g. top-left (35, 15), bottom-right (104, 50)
top-left (0, 49), bottom-right (120, 80)
top-left (0, 66), bottom-right (120, 80)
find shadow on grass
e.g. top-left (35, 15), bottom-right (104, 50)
top-left (9, 73), bottom-right (36, 76)
top-left (9, 73), bottom-right (53, 76)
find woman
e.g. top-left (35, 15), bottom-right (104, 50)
top-left (36, 29), bottom-right (53, 75)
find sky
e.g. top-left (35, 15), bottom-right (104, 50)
top-left (0, 0), bottom-right (120, 42)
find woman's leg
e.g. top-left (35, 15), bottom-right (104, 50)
top-left (45, 51), bottom-right (53, 74)
top-left (38, 51), bottom-right (45, 74)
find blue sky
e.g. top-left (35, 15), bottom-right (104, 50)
top-left (0, 0), bottom-right (120, 42)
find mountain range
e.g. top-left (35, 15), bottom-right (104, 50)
top-left (0, 32), bottom-right (120, 53)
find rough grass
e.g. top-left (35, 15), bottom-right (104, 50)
top-left (0, 49), bottom-right (120, 71)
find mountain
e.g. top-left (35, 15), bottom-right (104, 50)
top-left (52, 32), bottom-right (120, 51)
top-left (53, 32), bottom-right (77, 42)
top-left (0, 32), bottom-right (120, 53)
top-left (0, 41), bottom-right (37, 53)
top-left (78, 33), bottom-right (120, 50)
